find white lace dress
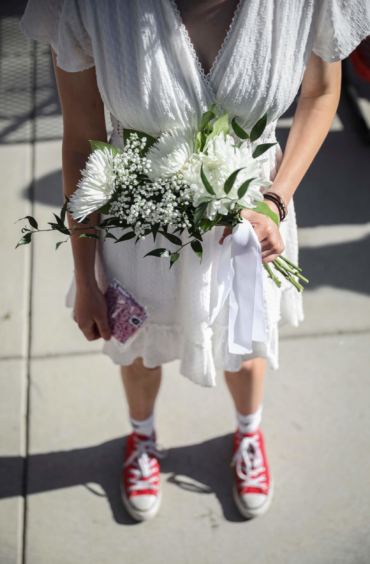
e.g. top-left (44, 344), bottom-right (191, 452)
top-left (21, 0), bottom-right (370, 386)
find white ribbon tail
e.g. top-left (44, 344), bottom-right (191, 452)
top-left (209, 220), bottom-right (267, 354)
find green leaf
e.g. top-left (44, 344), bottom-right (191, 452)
top-left (89, 140), bottom-right (122, 157)
top-left (208, 212), bottom-right (223, 230)
top-left (161, 231), bottom-right (182, 246)
top-left (114, 231), bottom-right (136, 243)
top-left (209, 103), bottom-right (218, 113)
top-left (194, 202), bottom-right (208, 227)
top-left (190, 230), bottom-right (203, 242)
top-left (152, 223), bottom-right (160, 241)
top-left (207, 112), bottom-right (230, 143)
top-left (15, 232), bottom-right (32, 248)
top-left (123, 129), bottom-right (157, 154)
top-left (199, 218), bottom-right (212, 231)
top-left (104, 232), bottom-right (117, 240)
top-left (169, 253), bottom-right (180, 268)
top-left (95, 203), bottom-right (111, 215)
top-left (252, 201), bottom-right (279, 226)
top-left (60, 198), bottom-right (68, 224)
top-left (144, 248), bottom-right (169, 258)
top-left (224, 168), bottom-right (245, 195)
top-left (78, 233), bottom-right (100, 239)
top-left (199, 110), bottom-right (216, 132)
top-left (200, 165), bottom-right (216, 195)
top-left (191, 240), bottom-right (203, 264)
top-left (27, 216), bottom-right (38, 230)
top-left (231, 118), bottom-right (250, 140)
top-left (237, 178), bottom-right (256, 199)
top-left (55, 241), bottom-right (67, 250)
top-left (48, 222), bottom-right (70, 236)
top-left (252, 142), bottom-right (277, 159)
top-left (250, 112), bottom-right (267, 142)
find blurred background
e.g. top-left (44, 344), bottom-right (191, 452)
top-left (1, 1), bottom-right (370, 563)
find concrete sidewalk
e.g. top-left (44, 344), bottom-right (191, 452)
top-left (1, 10), bottom-right (370, 564)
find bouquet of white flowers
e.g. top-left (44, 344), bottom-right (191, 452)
top-left (16, 107), bottom-right (307, 291)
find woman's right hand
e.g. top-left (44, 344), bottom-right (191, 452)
top-left (73, 282), bottom-right (112, 342)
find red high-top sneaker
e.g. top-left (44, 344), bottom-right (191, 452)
top-left (121, 431), bottom-right (165, 521)
top-left (231, 428), bottom-right (274, 518)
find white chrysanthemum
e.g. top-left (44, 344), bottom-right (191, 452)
top-left (146, 128), bottom-right (195, 180)
top-left (182, 134), bottom-right (273, 219)
top-left (69, 148), bottom-right (116, 221)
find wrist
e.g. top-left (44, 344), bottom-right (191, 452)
top-left (75, 273), bottom-right (98, 291)
top-left (264, 198), bottom-right (280, 224)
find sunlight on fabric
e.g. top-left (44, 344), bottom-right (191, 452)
top-left (298, 223), bottom-right (370, 248)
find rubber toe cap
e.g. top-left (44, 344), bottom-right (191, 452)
top-left (240, 493), bottom-right (267, 510)
top-left (128, 495), bottom-right (157, 512)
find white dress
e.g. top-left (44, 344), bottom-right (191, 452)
top-left (20, 0), bottom-right (370, 386)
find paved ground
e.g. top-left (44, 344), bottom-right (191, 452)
top-left (1, 6), bottom-right (370, 564)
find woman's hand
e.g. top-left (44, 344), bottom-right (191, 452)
top-left (73, 282), bottom-right (112, 341)
top-left (218, 201), bottom-right (285, 264)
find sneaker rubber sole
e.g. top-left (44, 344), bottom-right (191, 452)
top-left (232, 477), bottom-right (274, 519)
top-left (120, 480), bottom-right (162, 522)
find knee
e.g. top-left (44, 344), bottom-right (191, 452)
top-left (129, 357), bottom-right (161, 376)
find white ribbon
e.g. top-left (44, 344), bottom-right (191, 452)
top-left (209, 219), bottom-right (267, 354)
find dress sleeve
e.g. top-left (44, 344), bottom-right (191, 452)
top-left (313, 0), bottom-right (370, 63)
top-left (19, 0), bottom-right (94, 72)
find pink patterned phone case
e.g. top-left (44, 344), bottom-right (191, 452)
top-left (105, 279), bottom-right (150, 349)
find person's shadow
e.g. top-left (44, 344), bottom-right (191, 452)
top-left (0, 434), bottom-right (246, 525)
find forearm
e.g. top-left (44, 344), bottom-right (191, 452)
top-left (272, 68), bottom-right (341, 206)
top-left (62, 145), bottom-right (99, 288)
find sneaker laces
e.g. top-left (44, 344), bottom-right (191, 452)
top-left (124, 435), bottom-right (167, 493)
top-left (231, 433), bottom-right (268, 491)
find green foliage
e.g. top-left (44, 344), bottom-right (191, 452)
top-left (237, 178), bottom-right (256, 199)
top-left (169, 253), bottom-right (180, 268)
top-left (78, 233), bottom-right (100, 240)
top-left (194, 202), bottom-right (208, 227)
top-left (144, 248), bottom-right (169, 258)
top-left (104, 232), bottom-right (117, 241)
top-left (231, 118), bottom-right (249, 140)
top-left (15, 232), bottom-right (32, 248)
top-left (95, 202), bottom-right (112, 215)
top-left (89, 140), bottom-right (122, 157)
top-left (206, 112), bottom-right (230, 143)
top-left (252, 201), bottom-right (279, 226)
top-left (152, 223), bottom-right (160, 241)
top-left (55, 241), bottom-right (67, 250)
top-left (199, 110), bottom-right (216, 131)
top-left (60, 197), bottom-right (69, 224)
top-left (191, 240), bottom-right (203, 263)
top-left (114, 231), bottom-right (136, 243)
top-left (200, 165), bottom-right (216, 195)
top-left (250, 112), bottom-right (267, 142)
top-left (252, 143), bottom-right (277, 159)
top-left (224, 168), bottom-right (245, 195)
top-left (161, 231), bottom-right (182, 246)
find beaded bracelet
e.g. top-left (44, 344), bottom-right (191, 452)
top-left (261, 188), bottom-right (288, 222)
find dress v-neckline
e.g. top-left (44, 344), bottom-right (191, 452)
top-left (168, 0), bottom-right (244, 93)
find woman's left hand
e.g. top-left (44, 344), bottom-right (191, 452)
top-left (218, 201), bottom-right (285, 264)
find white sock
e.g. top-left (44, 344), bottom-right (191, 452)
top-left (236, 405), bottom-right (262, 435)
top-left (129, 412), bottom-right (154, 438)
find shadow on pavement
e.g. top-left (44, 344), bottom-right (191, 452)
top-left (0, 433), bottom-right (246, 526)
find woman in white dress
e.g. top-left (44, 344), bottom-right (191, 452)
top-left (20, 0), bottom-right (370, 521)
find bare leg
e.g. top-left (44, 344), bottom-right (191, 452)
top-left (120, 357), bottom-right (162, 421)
top-left (224, 358), bottom-right (266, 416)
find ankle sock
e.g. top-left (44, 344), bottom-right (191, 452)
top-left (236, 404), bottom-right (262, 435)
top-left (129, 412), bottom-right (154, 438)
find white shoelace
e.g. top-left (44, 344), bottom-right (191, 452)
top-left (124, 436), bottom-right (166, 493)
top-left (231, 434), bottom-right (268, 491)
